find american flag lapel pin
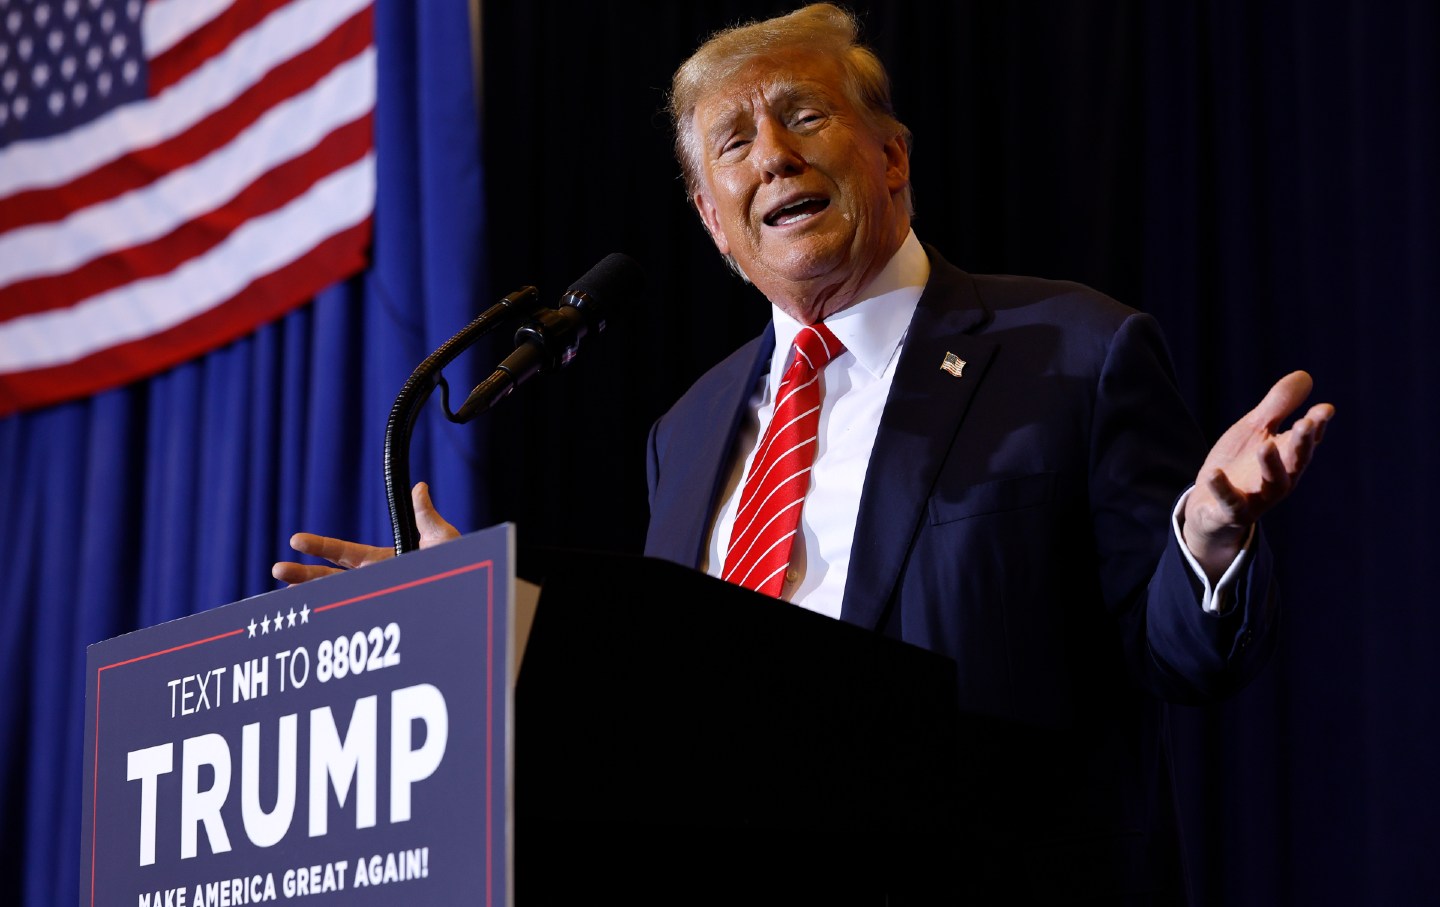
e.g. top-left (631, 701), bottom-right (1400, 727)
top-left (940, 352), bottom-right (967, 378)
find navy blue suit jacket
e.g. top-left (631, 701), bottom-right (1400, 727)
top-left (644, 248), bottom-right (1278, 900)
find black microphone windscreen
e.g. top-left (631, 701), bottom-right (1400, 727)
top-left (567, 253), bottom-right (645, 311)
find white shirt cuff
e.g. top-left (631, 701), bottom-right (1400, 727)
top-left (1171, 486), bottom-right (1255, 614)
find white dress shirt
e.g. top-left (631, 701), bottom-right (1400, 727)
top-left (704, 232), bottom-right (929, 619)
top-left (704, 231), bottom-right (1246, 618)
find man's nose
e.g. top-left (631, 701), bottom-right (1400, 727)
top-left (753, 120), bottom-right (805, 180)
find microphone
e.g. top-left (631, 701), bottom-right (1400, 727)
top-left (454, 253), bottom-right (644, 420)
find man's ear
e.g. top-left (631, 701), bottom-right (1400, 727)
top-left (693, 191), bottom-right (732, 256)
top-left (884, 133), bottom-right (911, 195)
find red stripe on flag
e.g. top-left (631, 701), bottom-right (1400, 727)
top-left (0, 219), bottom-right (372, 417)
top-left (0, 6), bottom-right (373, 235)
top-left (147, 0), bottom-right (298, 96)
top-left (0, 114), bottom-right (372, 317)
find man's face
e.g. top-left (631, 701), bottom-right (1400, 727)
top-left (690, 47), bottom-right (910, 322)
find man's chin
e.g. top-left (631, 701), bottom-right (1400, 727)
top-left (752, 239), bottom-right (850, 285)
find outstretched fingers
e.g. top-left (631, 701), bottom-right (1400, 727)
top-left (271, 532), bottom-right (395, 587)
top-left (289, 532), bottom-right (394, 570)
top-left (271, 561), bottom-right (343, 585)
top-left (1251, 370), bottom-right (1316, 433)
top-left (1273, 401), bottom-right (1335, 479)
top-left (271, 483), bottom-right (460, 588)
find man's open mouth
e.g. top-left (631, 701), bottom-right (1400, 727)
top-left (764, 196), bottom-right (830, 227)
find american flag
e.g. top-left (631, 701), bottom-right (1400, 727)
top-left (940, 351), bottom-right (966, 378)
top-left (0, 0), bottom-right (375, 415)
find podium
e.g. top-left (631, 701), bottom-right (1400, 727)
top-left (81, 528), bottom-right (967, 906)
top-left (515, 549), bottom-right (964, 900)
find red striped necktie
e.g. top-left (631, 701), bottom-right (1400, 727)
top-left (722, 323), bottom-right (845, 597)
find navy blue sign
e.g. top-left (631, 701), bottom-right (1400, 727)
top-left (80, 526), bottom-right (513, 907)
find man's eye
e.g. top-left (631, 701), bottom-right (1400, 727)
top-left (793, 111), bottom-right (825, 127)
top-left (721, 137), bottom-right (750, 154)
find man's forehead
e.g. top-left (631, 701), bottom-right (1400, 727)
top-left (695, 57), bottom-right (845, 124)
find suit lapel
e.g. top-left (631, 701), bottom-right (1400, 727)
top-left (840, 251), bottom-right (996, 630)
top-left (660, 325), bottom-right (775, 570)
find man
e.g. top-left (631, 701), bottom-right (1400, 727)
top-left (277, 4), bottom-right (1332, 901)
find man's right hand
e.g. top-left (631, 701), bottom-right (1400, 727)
top-left (271, 482), bottom-right (460, 585)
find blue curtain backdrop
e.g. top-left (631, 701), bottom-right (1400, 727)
top-left (0, 2), bottom-right (486, 904)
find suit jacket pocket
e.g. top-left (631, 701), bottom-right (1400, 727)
top-left (928, 471), bottom-right (1056, 525)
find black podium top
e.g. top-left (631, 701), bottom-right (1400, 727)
top-left (515, 551), bottom-right (966, 901)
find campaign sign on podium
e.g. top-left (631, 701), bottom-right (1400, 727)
top-left (80, 525), bottom-right (513, 907)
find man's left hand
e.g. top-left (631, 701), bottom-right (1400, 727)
top-left (1182, 370), bottom-right (1335, 582)
top-left (271, 482), bottom-right (459, 585)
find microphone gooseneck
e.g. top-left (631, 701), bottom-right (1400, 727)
top-left (383, 254), bottom-right (644, 555)
top-left (383, 286), bottom-right (542, 555)
top-left (452, 253), bottom-right (644, 422)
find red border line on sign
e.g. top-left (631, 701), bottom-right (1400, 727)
top-left (101, 628), bottom-right (248, 672)
top-left (313, 561), bottom-right (491, 613)
top-left (485, 560), bottom-right (494, 907)
top-left (88, 558), bottom-right (495, 907)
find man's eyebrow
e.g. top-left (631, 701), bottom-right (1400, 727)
top-left (703, 109), bottom-right (744, 150)
top-left (768, 78), bottom-right (832, 108)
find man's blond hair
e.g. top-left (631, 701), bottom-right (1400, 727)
top-left (667, 3), bottom-right (912, 213)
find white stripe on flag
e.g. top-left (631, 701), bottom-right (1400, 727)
top-left (143, 0), bottom-right (236, 58)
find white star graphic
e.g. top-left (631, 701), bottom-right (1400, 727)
top-left (299, 603), bottom-right (311, 624)
top-left (247, 618), bottom-right (257, 638)
top-left (286, 607), bottom-right (297, 628)
top-left (260, 613), bottom-right (271, 634)
top-left (275, 611), bottom-right (284, 631)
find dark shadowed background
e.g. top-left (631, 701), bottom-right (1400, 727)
top-left (479, 3), bottom-right (1436, 904)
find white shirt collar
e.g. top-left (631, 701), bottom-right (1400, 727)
top-left (768, 230), bottom-right (929, 384)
